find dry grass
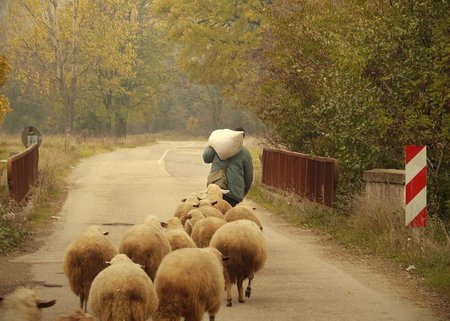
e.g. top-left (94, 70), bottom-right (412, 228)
top-left (247, 141), bottom-right (450, 301)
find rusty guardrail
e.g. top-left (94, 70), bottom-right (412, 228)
top-left (261, 148), bottom-right (338, 208)
top-left (7, 143), bottom-right (39, 203)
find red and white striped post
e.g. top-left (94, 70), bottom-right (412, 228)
top-left (405, 145), bottom-right (427, 227)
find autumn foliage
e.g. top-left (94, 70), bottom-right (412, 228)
top-left (0, 55), bottom-right (11, 123)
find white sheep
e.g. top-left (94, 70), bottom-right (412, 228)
top-left (0, 287), bottom-right (56, 321)
top-left (63, 225), bottom-right (118, 311)
top-left (224, 205), bottom-right (263, 230)
top-left (210, 220), bottom-right (267, 307)
top-left (162, 217), bottom-right (196, 250)
top-left (191, 216), bottom-right (227, 248)
top-left (119, 221), bottom-right (171, 280)
top-left (152, 247), bottom-right (226, 321)
top-left (89, 254), bottom-right (158, 321)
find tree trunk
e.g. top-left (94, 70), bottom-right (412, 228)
top-left (115, 112), bottom-right (127, 138)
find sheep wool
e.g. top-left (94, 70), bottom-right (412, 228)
top-left (55, 310), bottom-right (95, 321)
top-left (210, 220), bottom-right (267, 307)
top-left (63, 225), bottom-right (118, 311)
top-left (89, 254), bottom-right (157, 321)
top-left (0, 287), bottom-right (56, 321)
top-left (163, 217), bottom-right (196, 251)
top-left (213, 198), bottom-right (232, 215)
top-left (153, 248), bottom-right (225, 321)
top-left (224, 205), bottom-right (263, 230)
top-left (119, 222), bottom-right (171, 280)
top-left (191, 216), bottom-right (227, 248)
top-left (197, 205), bottom-right (226, 220)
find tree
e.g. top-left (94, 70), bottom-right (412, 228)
top-left (2, 0), bottom-right (91, 134)
top-left (151, 0), bottom-right (269, 100)
top-left (0, 55), bottom-right (11, 123)
top-left (254, 0), bottom-right (449, 217)
top-left (81, 0), bottom-right (168, 137)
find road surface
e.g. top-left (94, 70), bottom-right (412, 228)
top-left (3, 140), bottom-right (447, 320)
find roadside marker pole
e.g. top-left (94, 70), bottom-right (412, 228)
top-left (405, 145), bottom-right (427, 227)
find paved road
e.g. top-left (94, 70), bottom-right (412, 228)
top-left (11, 141), bottom-right (445, 321)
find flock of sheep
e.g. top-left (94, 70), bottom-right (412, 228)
top-left (0, 184), bottom-right (268, 321)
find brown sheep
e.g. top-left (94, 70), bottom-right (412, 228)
top-left (212, 198), bottom-right (232, 215)
top-left (197, 203), bottom-right (226, 220)
top-left (89, 254), bottom-right (157, 321)
top-left (119, 222), bottom-right (171, 281)
top-left (224, 205), bottom-right (263, 230)
top-left (210, 220), bottom-right (267, 307)
top-left (0, 287), bottom-right (56, 321)
top-left (191, 217), bottom-right (227, 248)
top-left (152, 248), bottom-right (226, 321)
top-left (181, 209), bottom-right (207, 235)
top-left (55, 310), bottom-right (95, 321)
top-left (63, 226), bottom-right (118, 311)
top-left (162, 217), bottom-right (196, 250)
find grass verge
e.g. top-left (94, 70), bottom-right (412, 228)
top-left (247, 143), bottom-right (450, 303)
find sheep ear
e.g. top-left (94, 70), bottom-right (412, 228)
top-left (37, 299), bottom-right (56, 309)
top-left (222, 256), bottom-right (230, 261)
top-left (105, 261), bottom-right (112, 265)
top-left (103, 231), bottom-right (109, 235)
top-left (221, 189), bottom-right (230, 194)
top-left (160, 222), bottom-right (168, 228)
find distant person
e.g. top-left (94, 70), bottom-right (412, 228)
top-left (203, 127), bottom-right (253, 207)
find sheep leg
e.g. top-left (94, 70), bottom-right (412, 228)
top-left (226, 281), bottom-right (233, 307)
top-left (245, 273), bottom-right (254, 298)
top-left (237, 278), bottom-right (245, 303)
top-left (79, 293), bottom-right (86, 311)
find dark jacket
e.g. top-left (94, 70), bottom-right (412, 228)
top-left (203, 145), bottom-right (253, 203)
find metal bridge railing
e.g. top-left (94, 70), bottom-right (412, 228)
top-left (7, 143), bottom-right (39, 203)
top-left (261, 148), bottom-right (338, 209)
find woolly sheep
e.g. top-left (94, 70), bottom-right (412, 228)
top-left (63, 225), bottom-right (118, 311)
top-left (182, 209), bottom-right (207, 235)
top-left (162, 217), bottom-right (196, 250)
top-left (210, 220), bottom-right (267, 306)
top-left (0, 287), bottom-right (56, 321)
top-left (191, 216), bottom-right (227, 248)
top-left (119, 222), bottom-right (171, 280)
top-left (197, 203), bottom-right (226, 220)
top-left (206, 183), bottom-right (227, 201)
top-left (144, 214), bottom-right (165, 230)
top-left (152, 247), bottom-right (226, 321)
top-left (212, 198), bottom-right (232, 215)
top-left (89, 254), bottom-right (157, 321)
top-left (55, 310), bottom-right (95, 321)
top-left (174, 200), bottom-right (199, 219)
top-left (224, 205), bottom-right (263, 230)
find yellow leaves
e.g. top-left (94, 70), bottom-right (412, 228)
top-left (0, 56), bottom-right (12, 123)
top-left (0, 95), bottom-right (12, 123)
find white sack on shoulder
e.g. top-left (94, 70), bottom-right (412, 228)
top-left (208, 129), bottom-right (244, 160)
